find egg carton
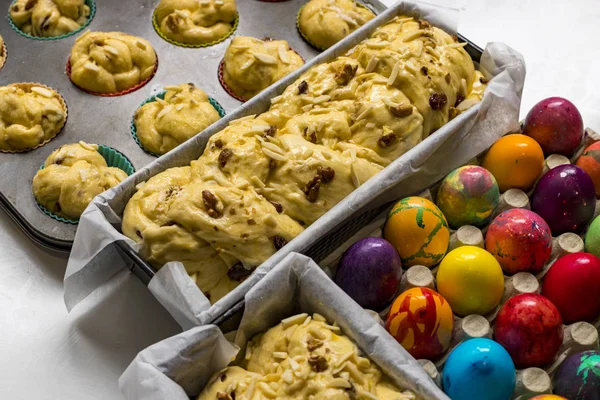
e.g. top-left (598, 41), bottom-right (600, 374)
top-left (319, 126), bottom-right (600, 399)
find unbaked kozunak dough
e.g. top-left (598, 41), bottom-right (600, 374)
top-left (0, 83), bottom-right (66, 152)
top-left (123, 16), bottom-right (488, 303)
top-left (10, 0), bottom-right (91, 38)
top-left (0, 35), bottom-right (5, 68)
top-left (69, 31), bottom-right (157, 94)
top-left (33, 142), bottom-right (127, 220)
top-left (134, 83), bottom-right (221, 155)
top-left (298, 0), bottom-right (376, 50)
top-left (222, 36), bottom-right (305, 101)
top-left (154, 0), bottom-right (237, 45)
top-left (197, 313), bottom-right (417, 399)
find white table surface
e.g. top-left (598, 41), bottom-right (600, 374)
top-left (1, 1), bottom-right (598, 398)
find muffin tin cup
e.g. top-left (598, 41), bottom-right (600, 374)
top-left (218, 42), bottom-right (305, 102)
top-left (0, 83), bottom-right (68, 154)
top-left (7, 0), bottom-right (96, 41)
top-left (66, 54), bottom-right (159, 97)
top-left (35, 144), bottom-right (135, 224)
top-left (131, 90), bottom-right (226, 157)
top-left (152, 11), bottom-right (239, 48)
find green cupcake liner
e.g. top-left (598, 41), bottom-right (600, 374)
top-left (36, 144), bottom-right (135, 224)
top-left (131, 90), bottom-right (226, 157)
top-left (152, 10), bottom-right (238, 48)
top-left (7, 0), bottom-right (96, 41)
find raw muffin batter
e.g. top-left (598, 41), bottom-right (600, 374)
top-left (0, 83), bottom-right (66, 152)
top-left (134, 83), bottom-right (221, 155)
top-left (33, 142), bottom-right (127, 220)
top-left (222, 36), bottom-right (305, 101)
top-left (69, 31), bottom-right (157, 94)
top-left (154, 0), bottom-right (237, 45)
top-left (197, 313), bottom-right (417, 399)
top-left (298, 0), bottom-right (376, 50)
top-left (10, 0), bottom-right (91, 38)
top-left (123, 16), bottom-right (488, 303)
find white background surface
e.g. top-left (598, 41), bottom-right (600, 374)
top-left (1, 1), bottom-right (598, 399)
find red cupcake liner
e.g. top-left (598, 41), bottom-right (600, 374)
top-left (66, 54), bottom-right (158, 97)
top-left (218, 42), bottom-right (305, 103)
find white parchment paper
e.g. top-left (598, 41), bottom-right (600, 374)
top-left (119, 253), bottom-right (450, 400)
top-left (64, 0), bottom-right (526, 330)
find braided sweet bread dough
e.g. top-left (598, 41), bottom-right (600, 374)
top-left (10, 0), bottom-right (90, 37)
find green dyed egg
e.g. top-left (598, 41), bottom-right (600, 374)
top-left (586, 215), bottom-right (600, 258)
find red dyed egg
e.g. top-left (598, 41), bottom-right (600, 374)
top-left (576, 141), bottom-right (600, 198)
top-left (494, 293), bottom-right (563, 368)
top-left (485, 209), bottom-right (552, 275)
top-left (542, 252), bottom-right (600, 323)
top-left (522, 97), bottom-right (583, 157)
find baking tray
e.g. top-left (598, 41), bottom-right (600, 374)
top-left (0, 0), bottom-right (386, 254)
top-left (114, 33), bottom-right (484, 286)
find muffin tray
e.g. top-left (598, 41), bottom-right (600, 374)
top-left (0, 0), bottom-right (386, 254)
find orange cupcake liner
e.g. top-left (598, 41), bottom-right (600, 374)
top-left (66, 54), bottom-right (158, 97)
top-left (218, 42), bottom-right (305, 103)
top-left (0, 83), bottom-right (68, 153)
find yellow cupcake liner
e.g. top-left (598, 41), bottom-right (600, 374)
top-left (0, 83), bottom-right (68, 153)
top-left (152, 10), bottom-right (238, 48)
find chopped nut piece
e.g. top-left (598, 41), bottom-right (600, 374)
top-left (202, 190), bottom-right (223, 218)
top-left (335, 63), bottom-right (358, 85)
top-left (298, 80), bottom-right (308, 94)
top-left (307, 337), bottom-right (323, 351)
top-left (302, 176), bottom-right (321, 202)
top-left (308, 355), bottom-right (329, 372)
top-left (218, 148), bottom-right (233, 169)
top-left (227, 263), bottom-right (255, 281)
top-left (269, 200), bottom-right (283, 213)
top-left (378, 127), bottom-right (398, 148)
top-left (273, 236), bottom-right (288, 250)
top-left (389, 103), bottom-right (413, 117)
top-left (429, 92), bottom-right (448, 110)
top-left (317, 166), bottom-right (335, 183)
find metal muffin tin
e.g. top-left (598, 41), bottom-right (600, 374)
top-left (0, 0), bottom-right (386, 254)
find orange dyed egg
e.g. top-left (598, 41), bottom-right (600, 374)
top-left (481, 134), bottom-right (545, 192)
top-left (386, 287), bottom-right (454, 360)
top-left (576, 141), bottom-right (600, 198)
top-left (383, 197), bottom-right (450, 268)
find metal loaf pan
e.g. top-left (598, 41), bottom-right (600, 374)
top-left (0, 0), bottom-right (386, 254)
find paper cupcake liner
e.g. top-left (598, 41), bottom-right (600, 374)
top-left (218, 42), bottom-right (305, 102)
top-left (131, 90), bottom-right (226, 157)
top-left (152, 11), bottom-right (238, 48)
top-left (35, 144), bottom-right (135, 224)
top-left (0, 83), bottom-right (68, 154)
top-left (66, 54), bottom-right (158, 97)
top-left (0, 40), bottom-right (7, 72)
top-left (7, 0), bottom-right (96, 41)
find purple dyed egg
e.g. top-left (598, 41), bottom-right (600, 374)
top-left (531, 165), bottom-right (596, 235)
top-left (335, 237), bottom-right (402, 310)
top-left (554, 350), bottom-right (600, 400)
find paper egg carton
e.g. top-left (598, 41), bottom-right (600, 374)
top-left (319, 126), bottom-right (600, 399)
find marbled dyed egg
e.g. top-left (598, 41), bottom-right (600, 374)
top-left (531, 164), bottom-right (596, 235)
top-left (529, 396), bottom-right (567, 400)
top-left (436, 166), bottom-right (500, 229)
top-left (494, 294), bottom-right (563, 368)
top-left (485, 209), bottom-right (553, 275)
top-left (384, 197), bottom-right (450, 268)
top-left (442, 338), bottom-right (516, 400)
top-left (554, 350), bottom-right (600, 400)
top-left (576, 141), bottom-right (600, 198)
top-left (385, 287), bottom-right (454, 360)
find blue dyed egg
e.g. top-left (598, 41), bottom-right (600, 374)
top-left (442, 338), bottom-right (516, 400)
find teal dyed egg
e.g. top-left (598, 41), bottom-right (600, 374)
top-left (436, 166), bottom-right (500, 229)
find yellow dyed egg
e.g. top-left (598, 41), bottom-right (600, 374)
top-left (385, 287), bottom-right (454, 360)
top-left (383, 197), bottom-right (450, 268)
top-left (436, 246), bottom-right (504, 316)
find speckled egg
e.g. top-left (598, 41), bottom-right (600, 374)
top-left (529, 396), bottom-right (567, 400)
top-left (385, 287), bottom-right (454, 360)
top-left (542, 252), bottom-right (600, 323)
top-left (531, 164), bottom-right (596, 235)
top-left (586, 215), bottom-right (600, 258)
top-left (436, 246), bottom-right (504, 316)
top-left (481, 134), bottom-right (545, 192)
top-left (383, 197), bottom-right (450, 268)
top-left (442, 338), bottom-right (516, 400)
top-left (522, 97), bottom-right (584, 157)
top-left (554, 350), bottom-right (600, 400)
top-left (576, 141), bottom-right (600, 198)
top-left (485, 209), bottom-right (553, 275)
top-left (436, 166), bottom-right (500, 229)
top-left (494, 294), bottom-right (563, 368)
